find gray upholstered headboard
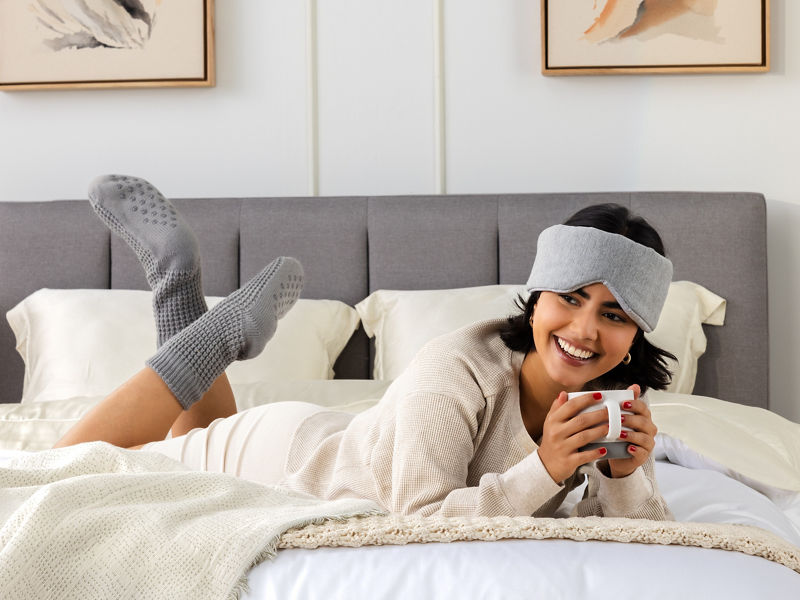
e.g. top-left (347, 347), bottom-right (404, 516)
top-left (0, 192), bottom-right (768, 409)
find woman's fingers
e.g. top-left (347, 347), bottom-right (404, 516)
top-left (555, 391), bottom-right (603, 420)
top-left (620, 412), bottom-right (657, 437)
top-left (570, 423), bottom-right (611, 449)
top-left (618, 429), bottom-right (655, 452)
top-left (576, 446), bottom-right (610, 464)
top-left (562, 407), bottom-right (610, 439)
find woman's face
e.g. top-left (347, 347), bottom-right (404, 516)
top-left (530, 282), bottom-right (638, 391)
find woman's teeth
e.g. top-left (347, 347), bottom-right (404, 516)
top-left (556, 337), bottom-right (595, 360)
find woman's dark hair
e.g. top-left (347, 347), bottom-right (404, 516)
top-left (499, 203), bottom-right (676, 393)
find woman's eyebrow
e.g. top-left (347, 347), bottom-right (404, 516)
top-left (573, 287), bottom-right (623, 310)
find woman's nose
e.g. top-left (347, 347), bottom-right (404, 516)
top-left (571, 308), bottom-right (599, 340)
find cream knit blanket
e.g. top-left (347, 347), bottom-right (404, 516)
top-left (279, 513), bottom-right (800, 574)
top-left (0, 442), bottom-right (381, 600)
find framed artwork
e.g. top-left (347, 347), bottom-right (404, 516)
top-left (0, 0), bottom-right (215, 91)
top-left (541, 0), bottom-right (769, 75)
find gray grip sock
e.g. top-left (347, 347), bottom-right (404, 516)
top-left (146, 256), bottom-right (304, 409)
top-left (88, 174), bottom-right (207, 347)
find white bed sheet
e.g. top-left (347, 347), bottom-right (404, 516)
top-left (249, 538), bottom-right (798, 600)
top-left (242, 460), bottom-right (800, 600)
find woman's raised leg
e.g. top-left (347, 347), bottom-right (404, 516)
top-left (54, 367), bottom-right (182, 448)
top-left (65, 175), bottom-right (303, 448)
top-left (88, 174), bottom-right (238, 436)
top-left (170, 373), bottom-right (237, 437)
top-left (54, 256), bottom-right (304, 448)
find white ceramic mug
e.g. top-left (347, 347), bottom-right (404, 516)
top-left (568, 389), bottom-right (634, 458)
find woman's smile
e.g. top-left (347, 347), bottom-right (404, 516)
top-left (553, 335), bottom-right (597, 362)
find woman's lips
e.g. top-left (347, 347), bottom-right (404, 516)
top-left (553, 335), bottom-right (597, 366)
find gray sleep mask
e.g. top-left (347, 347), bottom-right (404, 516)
top-left (525, 225), bottom-right (673, 332)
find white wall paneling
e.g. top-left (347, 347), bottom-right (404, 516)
top-left (306, 0), bottom-right (320, 196)
top-left (433, 0), bottom-right (447, 193)
top-left (314, 0), bottom-right (436, 195)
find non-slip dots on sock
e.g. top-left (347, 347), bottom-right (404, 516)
top-left (89, 174), bottom-right (208, 346)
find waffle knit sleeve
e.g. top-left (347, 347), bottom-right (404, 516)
top-left (572, 457), bottom-right (674, 520)
top-left (389, 388), bottom-right (564, 517)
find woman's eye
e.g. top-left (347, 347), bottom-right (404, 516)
top-left (560, 294), bottom-right (578, 305)
top-left (604, 312), bottom-right (626, 323)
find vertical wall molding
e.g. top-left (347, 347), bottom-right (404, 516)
top-left (433, 0), bottom-right (447, 194)
top-left (306, 0), bottom-right (320, 196)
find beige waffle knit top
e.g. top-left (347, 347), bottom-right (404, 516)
top-left (281, 319), bottom-right (672, 520)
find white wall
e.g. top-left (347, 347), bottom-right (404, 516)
top-left (1, 1), bottom-right (798, 422)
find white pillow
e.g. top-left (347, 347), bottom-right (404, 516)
top-left (7, 289), bottom-right (360, 403)
top-left (645, 280), bottom-right (726, 394)
top-left (355, 281), bottom-right (725, 394)
top-left (356, 285), bottom-right (523, 381)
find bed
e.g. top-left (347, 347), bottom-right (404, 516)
top-left (0, 191), bottom-right (798, 599)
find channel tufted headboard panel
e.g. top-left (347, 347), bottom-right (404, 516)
top-left (0, 192), bottom-right (768, 409)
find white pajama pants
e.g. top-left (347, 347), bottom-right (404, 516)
top-left (141, 401), bottom-right (326, 485)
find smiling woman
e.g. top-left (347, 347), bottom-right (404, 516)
top-left (502, 204), bottom-right (675, 484)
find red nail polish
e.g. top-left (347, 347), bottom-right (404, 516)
top-left (620, 415), bottom-right (625, 423)
top-left (619, 431), bottom-right (628, 439)
top-left (598, 447), bottom-right (607, 455)
top-left (593, 392), bottom-right (603, 400)
top-left (629, 445), bottom-right (637, 453)
top-left (623, 401), bottom-right (633, 409)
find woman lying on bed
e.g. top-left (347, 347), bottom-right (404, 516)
top-left (55, 175), bottom-right (675, 519)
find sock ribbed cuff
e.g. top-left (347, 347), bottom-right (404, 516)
top-left (145, 348), bottom-right (211, 411)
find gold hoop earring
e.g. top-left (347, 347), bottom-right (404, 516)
top-left (622, 352), bottom-right (632, 366)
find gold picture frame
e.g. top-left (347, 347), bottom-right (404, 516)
top-left (0, 0), bottom-right (215, 91)
top-left (541, 0), bottom-right (769, 76)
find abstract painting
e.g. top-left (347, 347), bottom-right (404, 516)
top-left (0, 0), bottom-right (214, 90)
top-left (542, 0), bottom-right (769, 75)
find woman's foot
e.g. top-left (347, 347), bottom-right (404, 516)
top-left (146, 257), bottom-right (304, 409)
top-left (89, 174), bottom-right (207, 346)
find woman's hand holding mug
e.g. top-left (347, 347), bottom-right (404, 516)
top-left (538, 384), bottom-right (657, 483)
top-left (538, 390), bottom-right (617, 484)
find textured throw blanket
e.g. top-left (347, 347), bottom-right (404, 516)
top-left (0, 442), bottom-right (382, 600)
top-left (280, 513), bottom-right (800, 575)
